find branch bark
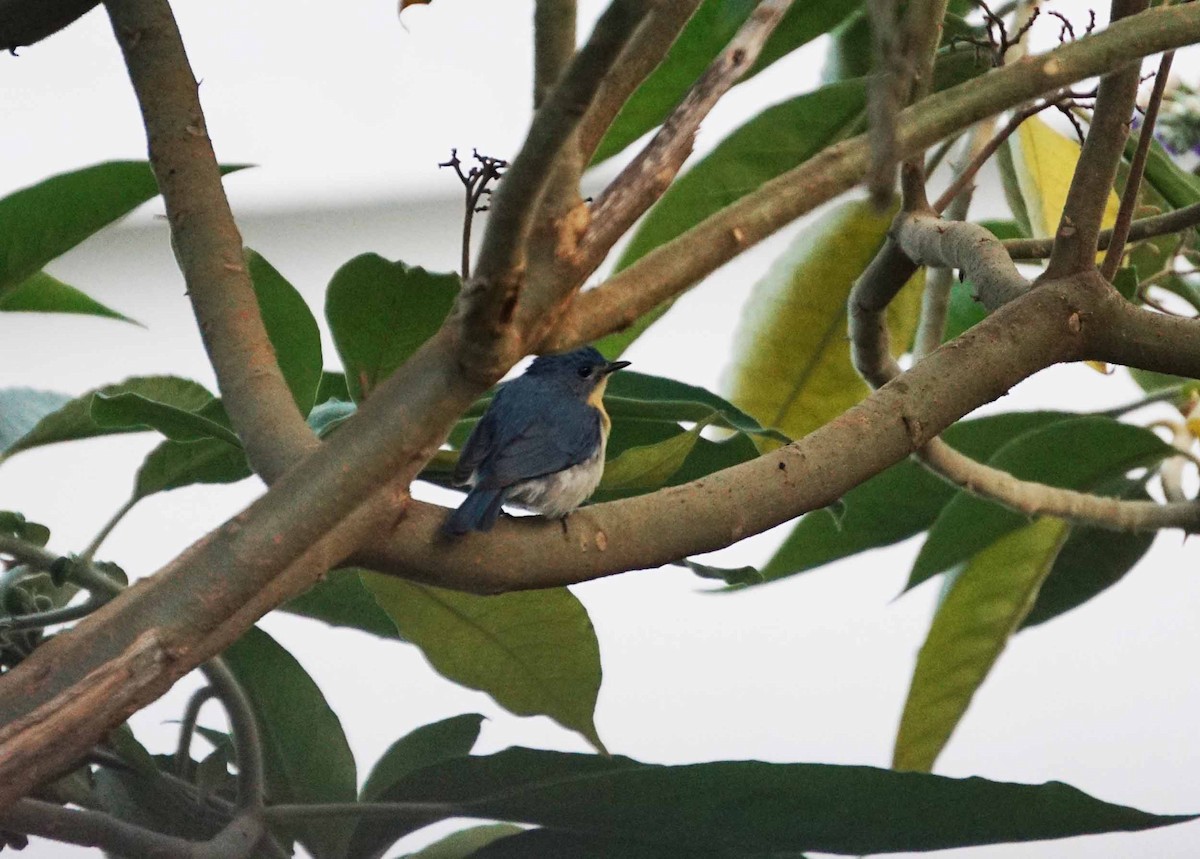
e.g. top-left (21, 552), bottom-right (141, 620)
top-left (542, 2), bottom-right (1200, 350)
top-left (1006, 201), bottom-right (1200, 260)
top-left (1044, 0), bottom-right (1149, 279)
top-left (575, 1), bottom-right (703, 163)
top-left (106, 0), bottom-right (318, 483)
top-left (457, 0), bottom-right (649, 381)
top-left (0, 798), bottom-right (265, 859)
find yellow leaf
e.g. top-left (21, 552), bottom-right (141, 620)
top-left (1013, 116), bottom-right (1120, 239)
top-left (720, 198), bottom-right (923, 446)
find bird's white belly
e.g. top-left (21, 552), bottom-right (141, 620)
top-left (508, 443), bottom-right (606, 519)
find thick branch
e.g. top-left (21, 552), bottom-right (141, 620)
top-left (1044, 0), bottom-right (1149, 279)
top-left (543, 2), bottom-right (1200, 350)
top-left (106, 0), bottom-right (317, 483)
top-left (893, 211), bottom-right (1031, 308)
top-left (534, 0), bottom-right (576, 109)
top-left (456, 0), bottom-right (648, 380)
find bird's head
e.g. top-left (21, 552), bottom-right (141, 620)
top-left (526, 346), bottom-right (631, 399)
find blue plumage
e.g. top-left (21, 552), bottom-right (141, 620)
top-left (442, 347), bottom-right (629, 535)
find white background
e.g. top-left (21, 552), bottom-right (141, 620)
top-left (2, 1), bottom-right (1199, 856)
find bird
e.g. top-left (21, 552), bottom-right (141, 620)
top-left (442, 346), bottom-right (631, 535)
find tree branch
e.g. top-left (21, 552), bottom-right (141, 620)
top-left (542, 2), bottom-right (1200, 350)
top-left (454, 0), bottom-right (648, 382)
top-left (1006, 201), bottom-right (1200, 260)
top-left (1044, 0), bottom-right (1149, 279)
top-left (105, 0), bottom-right (318, 482)
top-left (574, 0), bottom-right (795, 276)
top-left (0, 798), bottom-right (265, 859)
top-left (575, 1), bottom-right (703, 163)
top-left (1100, 48), bottom-right (1174, 281)
top-left (534, 0), bottom-right (576, 109)
top-left (200, 658), bottom-right (264, 812)
top-left (3, 0), bottom-right (1200, 817)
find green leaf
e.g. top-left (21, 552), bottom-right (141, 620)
top-left (0, 161), bottom-right (249, 295)
top-left (1113, 266), bottom-right (1139, 302)
top-left (403, 824), bottom-right (527, 858)
top-left (348, 714), bottom-right (486, 859)
top-left (246, 249), bottom-right (323, 414)
top-left (894, 518), bottom-right (1070, 772)
top-left (720, 198), bottom-right (923, 441)
top-left (676, 558), bottom-right (763, 587)
top-left (360, 571), bottom-right (605, 751)
top-left (223, 626), bottom-right (357, 859)
top-left (761, 411), bottom-right (1075, 584)
top-left (590, 0), bottom-right (855, 165)
top-left (0, 388), bottom-right (70, 456)
top-left (280, 569), bottom-right (403, 640)
top-left (605, 370), bottom-right (788, 442)
top-left (132, 437), bottom-right (251, 502)
top-left (907, 417), bottom-right (1172, 590)
top-left (0, 270), bottom-right (138, 324)
top-left (472, 829), bottom-right (711, 858)
top-left (1021, 482), bottom-right (1156, 629)
top-left (941, 279), bottom-right (988, 342)
top-left (316, 370), bottom-right (351, 404)
top-left (598, 79), bottom-right (867, 358)
top-left (1131, 133), bottom-right (1200, 209)
top-left (91, 392), bottom-right (241, 446)
top-left (0, 511), bottom-right (51, 547)
top-left (600, 413), bottom-right (716, 492)
top-left (0, 376), bottom-right (214, 459)
top-left (381, 748), bottom-right (1196, 853)
top-left (325, 255), bottom-right (459, 401)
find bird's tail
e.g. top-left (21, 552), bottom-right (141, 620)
top-left (442, 487), bottom-right (507, 535)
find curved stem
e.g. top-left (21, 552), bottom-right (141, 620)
top-left (174, 685), bottom-right (219, 779)
top-left (1006, 201), bottom-right (1200, 260)
top-left (200, 658), bottom-right (264, 811)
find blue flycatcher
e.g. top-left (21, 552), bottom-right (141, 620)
top-left (442, 346), bottom-right (630, 535)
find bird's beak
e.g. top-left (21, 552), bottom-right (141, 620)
top-left (601, 360), bottom-right (631, 375)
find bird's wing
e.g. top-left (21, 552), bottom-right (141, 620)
top-left (476, 395), bottom-right (602, 489)
top-left (452, 392), bottom-right (502, 485)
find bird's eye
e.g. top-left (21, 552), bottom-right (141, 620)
top-left (577, 366), bottom-right (593, 379)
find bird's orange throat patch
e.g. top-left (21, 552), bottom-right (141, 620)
top-left (588, 376), bottom-right (612, 433)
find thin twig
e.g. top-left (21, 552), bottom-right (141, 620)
top-left (0, 798), bottom-right (265, 859)
top-left (915, 133), bottom-right (988, 356)
top-left (1101, 50), bottom-right (1175, 280)
top-left (80, 496), bottom-right (138, 562)
top-left (175, 685), bottom-right (219, 779)
top-left (1005, 201), bottom-right (1200, 259)
top-left (576, 1), bottom-right (703, 163)
top-left (460, 0), bottom-right (649, 379)
top-left (201, 658), bottom-right (265, 811)
top-left (0, 536), bottom-right (123, 597)
top-left (577, 0), bottom-right (795, 272)
top-left (542, 3), bottom-right (1200, 352)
